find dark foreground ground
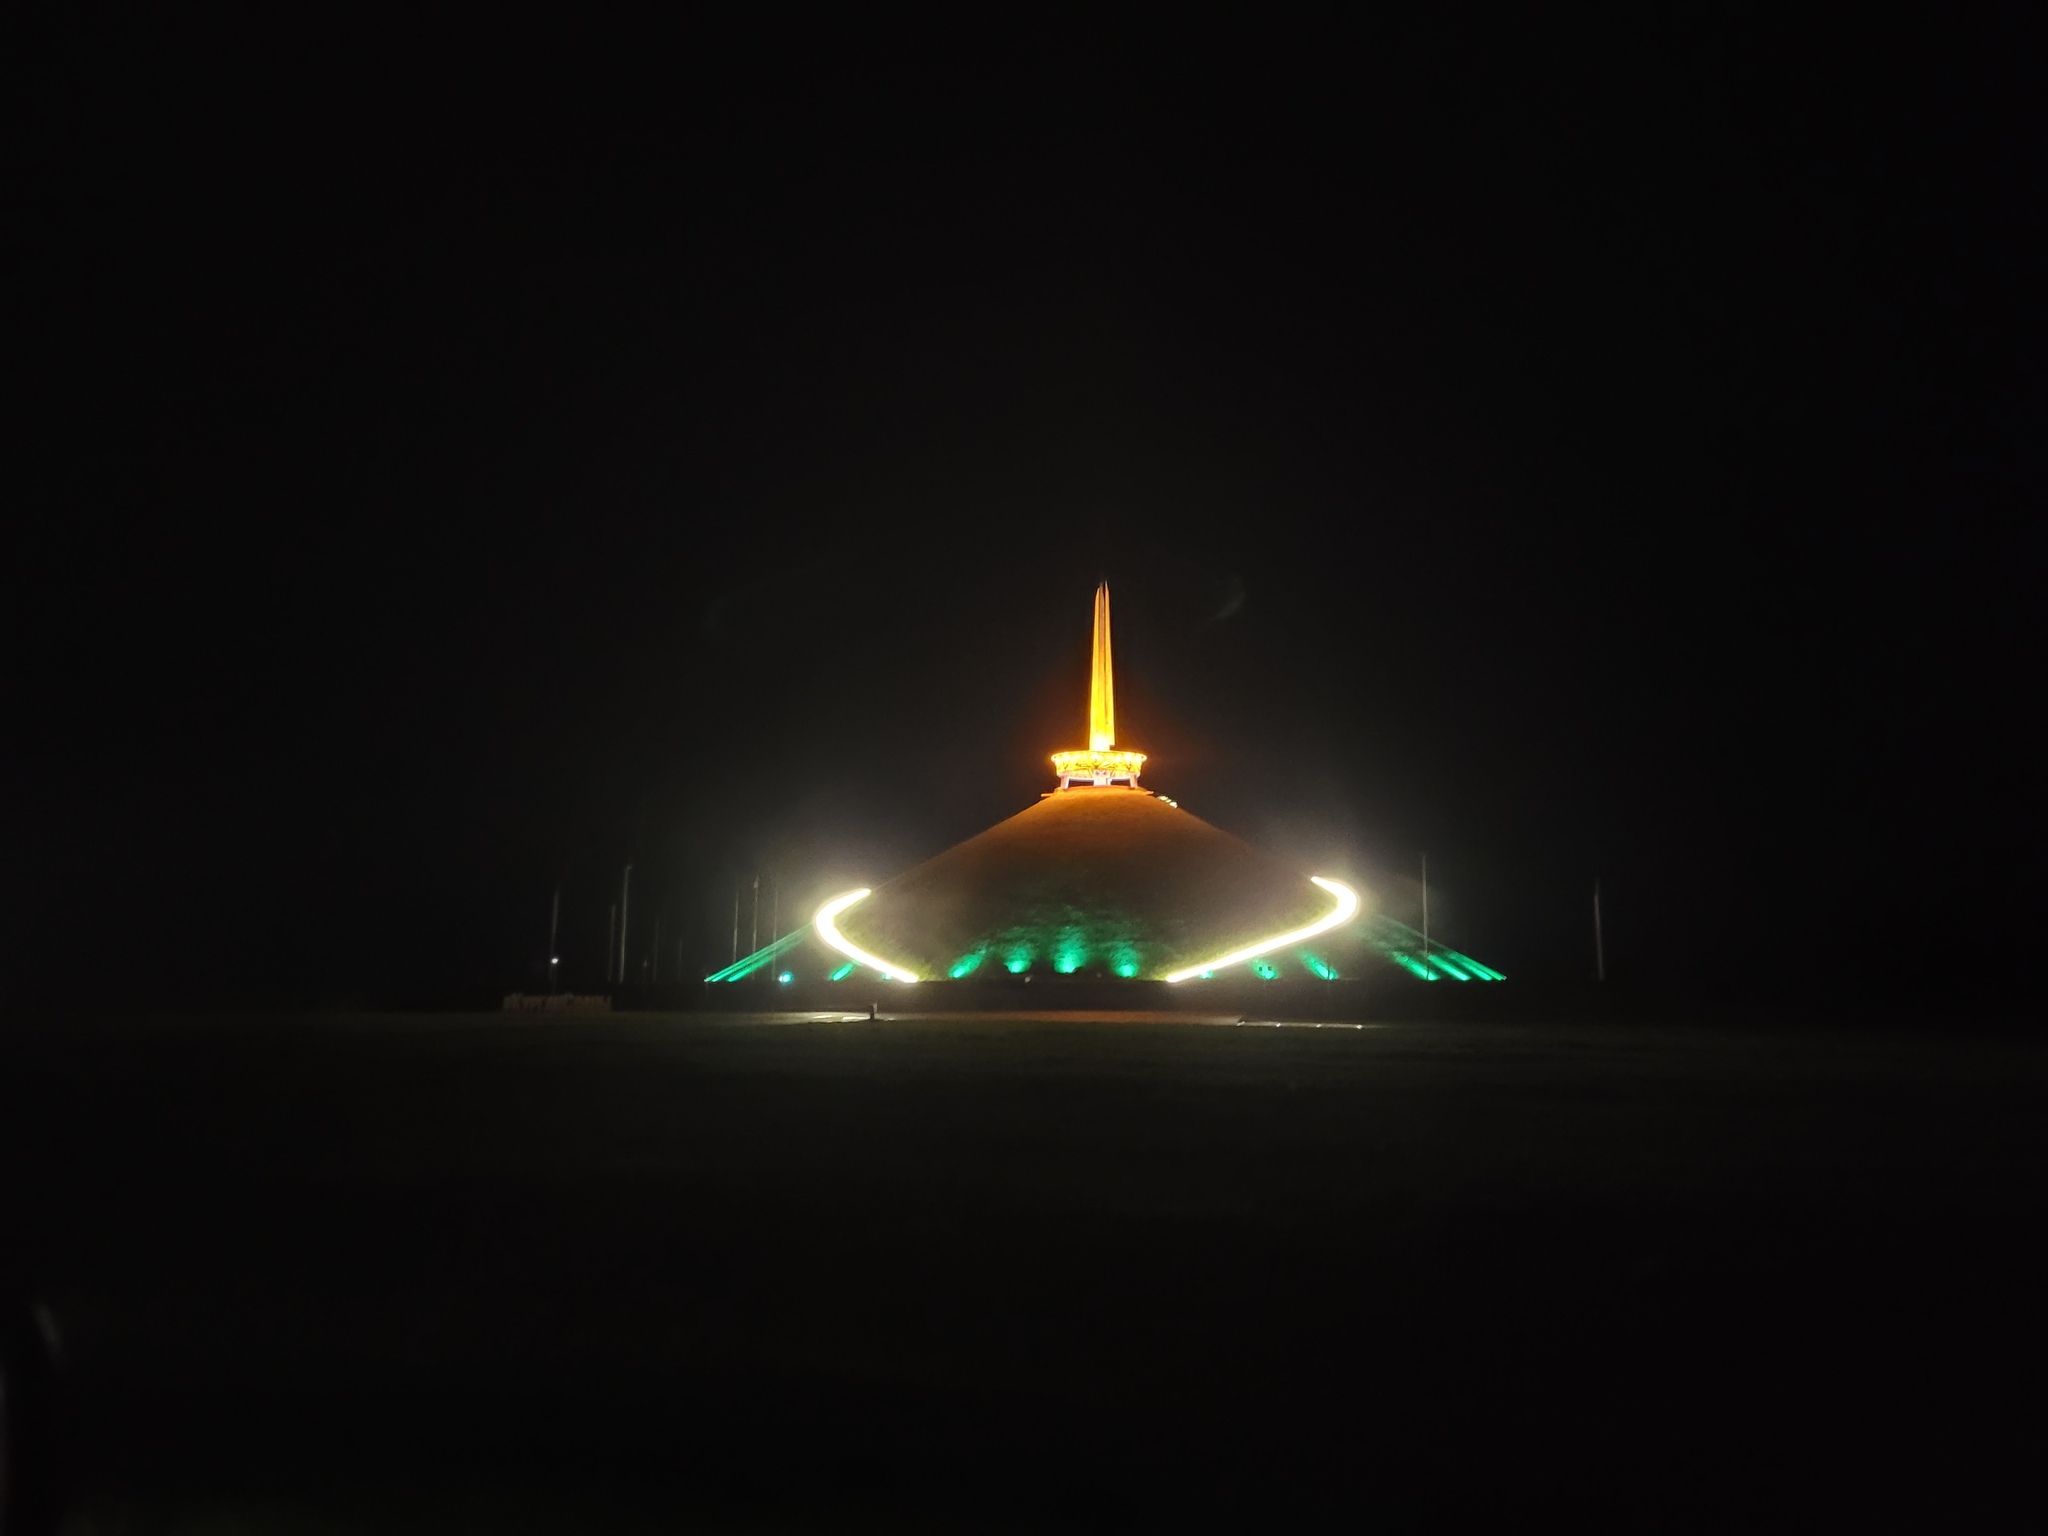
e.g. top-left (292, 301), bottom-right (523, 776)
top-left (3, 1011), bottom-right (2045, 1531)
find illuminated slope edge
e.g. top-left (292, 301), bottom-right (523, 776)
top-left (1164, 876), bottom-right (1360, 983)
top-left (814, 888), bottom-right (921, 983)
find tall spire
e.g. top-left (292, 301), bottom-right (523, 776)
top-left (1052, 582), bottom-right (1146, 789)
top-left (1089, 581), bottom-right (1115, 751)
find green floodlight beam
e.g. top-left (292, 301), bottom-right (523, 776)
top-left (704, 925), bottom-right (811, 983)
top-left (1429, 951), bottom-right (1475, 980)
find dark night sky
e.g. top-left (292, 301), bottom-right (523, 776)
top-left (7, 10), bottom-right (2041, 1008)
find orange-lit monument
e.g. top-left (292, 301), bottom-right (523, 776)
top-left (708, 584), bottom-right (1500, 988)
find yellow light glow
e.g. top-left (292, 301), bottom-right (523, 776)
top-left (1051, 748), bottom-right (1148, 780)
top-left (1163, 876), bottom-right (1362, 982)
top-left (1090, 581), bottom-right (1115, 751)
top-left (813, 889), bottom-right (920, 983)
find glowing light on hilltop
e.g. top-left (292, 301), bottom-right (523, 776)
top-left (1164, 876), bottom-right (1362, 983)
top-left (813, 889), bottom-right (920, 983)
top-left (1050, 747), bottom-right (1147, 783)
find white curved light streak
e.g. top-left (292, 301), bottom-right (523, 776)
top-left (1164, 876), bottom-right (1361, 983)
top-left (813, 889), bottom-right (920, 983)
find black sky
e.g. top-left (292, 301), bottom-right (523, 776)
top-left (8, 10), bottom-right (2041, 1008)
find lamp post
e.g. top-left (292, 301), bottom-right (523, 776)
top-left (1594, 879), bottom-right (1606, 983)
top-left (618, 864), bottom-right (632, 987)
top-left (1421, 851), bottom-right (1430, 976)
top-left (548, 885), bottom-right (560, 995)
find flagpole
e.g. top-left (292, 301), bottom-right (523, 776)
top-left (1421, 851), bottom-right (1430, 974)
top-left (1594, 878), bottom-right (1606, 983)
top-left (618, 864), bottom-right (632, 986)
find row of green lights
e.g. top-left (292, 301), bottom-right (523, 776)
top-left (960, 943), bottom-right (1147, 979)
top-left (939, 950), bottom-right (1341, 981)
top-left (961, 944), bottom-right (1146, 978)
top-left (797, 949), bottom-right (1481, 984)
top-left (721, 963), bottom-right (878, 984)
top-left (774, 965), bottom-right (900, 983)
top-left (790, 953), bottom-right (1468, 983)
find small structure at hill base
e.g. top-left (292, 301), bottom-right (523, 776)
top-left (707, 583), bottom-right (1502, 987)
top-left (503, 993), bottom-right (613, 1014)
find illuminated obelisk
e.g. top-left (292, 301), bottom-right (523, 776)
top-left (1054, 582), bottom-right (1147, 788)
top-left (1090, 582), bottom-right (1115, 751)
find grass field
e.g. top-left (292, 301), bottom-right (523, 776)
top-left (4, 1011), bottom-right (2045, 1530)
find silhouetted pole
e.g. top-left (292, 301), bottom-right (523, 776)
top-left (606, 904), bottom-right (617, 985)
top-left (770, 881), bottom-right (779, 946)
top-left (1421, 852), bottom-right (1430, 973)
top-left (1594, 879), bottom-right (1606, 982)
top-left (750, 873), bottom-right (760, 956)
top-left (730, 883), bottom-right (740, 964)
top-left (618, 864), bottom-right (633, 985)
top-left (548, 886), bottom-right (560, 995)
